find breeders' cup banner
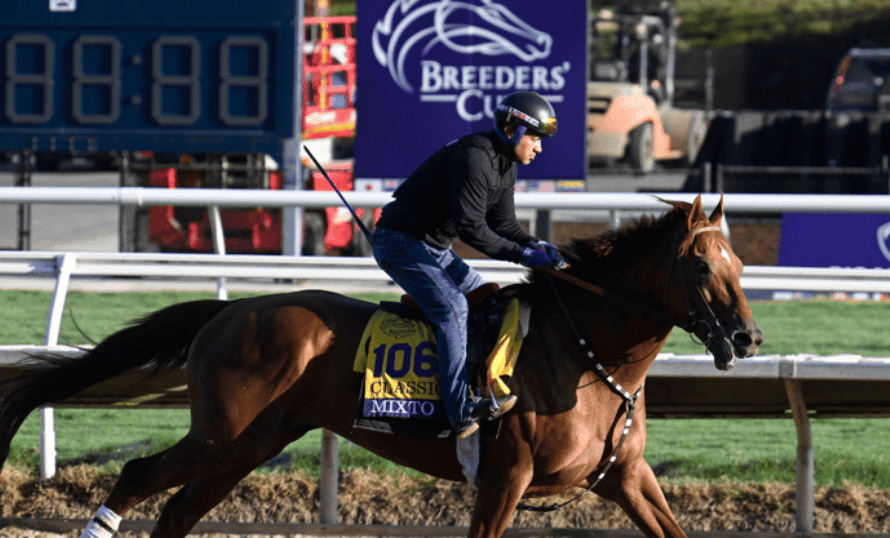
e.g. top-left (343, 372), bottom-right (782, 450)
top-left (779, 213), bottom-right (890, 268)
top-left (354, 0), bottom-right (587, 180)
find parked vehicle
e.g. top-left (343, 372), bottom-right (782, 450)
top-left (826, 47), bottom-right (890, 112)
top-left (587, 2), bottom-right (707, 172)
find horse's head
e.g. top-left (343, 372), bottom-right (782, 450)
top-left (663, 195), bottom-right (764, 370)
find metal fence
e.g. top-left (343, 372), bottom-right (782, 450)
top-left (696, 162), bottom-right (890, 195)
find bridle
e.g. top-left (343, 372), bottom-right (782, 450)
top-left (664, 224), bottom-right (732, 353)
top-left (517, 223), bottom-right (730, 512)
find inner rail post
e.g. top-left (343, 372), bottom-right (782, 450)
top-left (40, 253), bottom-right (75, 479)
top-left (319, 429), bottom-right (339, 524)
top-left (208, 205), bottom-right (228, 300)
top-left (784, 378), bottom-right (814, 533)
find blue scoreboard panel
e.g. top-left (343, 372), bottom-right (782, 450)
top-left (1, 0), bottom-right (297, 161)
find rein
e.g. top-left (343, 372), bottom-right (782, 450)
top-left (516, 224), bottom-right (726, 513)
top-left (540, 266), bottom-right (691, 331)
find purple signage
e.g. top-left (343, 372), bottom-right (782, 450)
top-left (354, 0), bottom-right (587, 180)
top-left (778, 213), bottom-right (890, 268)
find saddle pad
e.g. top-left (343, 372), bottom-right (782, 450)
top-left (352, 298), bottom-right (527, 436)
top-left (353, 309), bottom-right (447, 422)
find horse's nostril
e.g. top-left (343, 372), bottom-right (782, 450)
top-left (732, 332), bottom-right (753, 348)
top-left (747, 328), bottom-right (765, 347)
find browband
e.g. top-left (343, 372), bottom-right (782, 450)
top-left (689, 225), bottom-right (722, 238)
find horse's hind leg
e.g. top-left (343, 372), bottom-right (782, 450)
top-left (147, 460), bottom-right (258, 538)
top-left (148, 428), bottom-right (308, 538)
top-left (594, 458), bottom-right (687, 538)
top-left (91, 400), bottom-right (303, 530)
top-left (100, 432), bottom-right (236, 515)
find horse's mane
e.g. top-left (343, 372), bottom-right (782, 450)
top-left (521, 202), bottom-right (691, 297)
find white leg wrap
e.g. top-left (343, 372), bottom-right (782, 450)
top-left (79, 505), bottom-right (121, 538)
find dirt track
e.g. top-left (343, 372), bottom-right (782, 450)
top-left (2, 466), bottom-right (889, 537)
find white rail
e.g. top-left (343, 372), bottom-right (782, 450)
top-left (0, 251), bottom-right (524, 286)
top-left (3, 251), bottom-right (890, 295)
top-left (2, 187), bottom-right (890, 213)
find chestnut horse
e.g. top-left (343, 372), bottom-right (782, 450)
top-left (0, 195), bottom-right (762, 538)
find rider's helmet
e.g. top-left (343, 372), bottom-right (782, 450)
top-left (493, 92), bottom-right (558, 148)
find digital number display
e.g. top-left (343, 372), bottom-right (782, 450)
top-left (1, 0), bottom-right (297, 160)
top-left (72, 35), bottom-right (121, 125)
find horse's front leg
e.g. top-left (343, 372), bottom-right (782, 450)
top-left (593, 457), bottom-right (687, 538)
top-left (466, 446), bottom-right (534, 538)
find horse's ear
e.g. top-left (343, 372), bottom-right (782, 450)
top-left (654, 195), bottom-right (691, 213)
top-left (688, 194), bottom-right (704, 229)
top-left (709, 194), bottom-right (725, 228)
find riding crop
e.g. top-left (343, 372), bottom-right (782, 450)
top-left (303, 146), bottom-right (374, 246)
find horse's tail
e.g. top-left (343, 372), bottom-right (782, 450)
top-left (0, 299), bottom-right (235, 469)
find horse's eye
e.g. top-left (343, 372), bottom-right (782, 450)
top-left (696, 262), bottom-right (710, 276)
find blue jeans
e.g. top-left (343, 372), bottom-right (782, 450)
top-left (371, 227), bottom-right (486, 426)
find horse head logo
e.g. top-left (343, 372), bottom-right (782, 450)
top-left (878, 221), bottom-right (890, 264)
top-left (372, 0), bottom-right (553, 92)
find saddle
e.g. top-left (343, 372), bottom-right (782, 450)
top-left (352, 283), bottom-right (526, 438)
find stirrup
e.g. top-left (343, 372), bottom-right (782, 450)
top-left (472, 394), bottom-right (517, 421)
top-left (487, 394), bottom-right (517, 420)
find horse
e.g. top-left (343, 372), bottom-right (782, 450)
top-left (0, 195), bottom-right (762, 538)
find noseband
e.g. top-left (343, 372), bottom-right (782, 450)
top-left (518, 223), bottom-right (731, 513)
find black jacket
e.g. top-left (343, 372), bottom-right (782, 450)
top-left (376, 130), bottom-right (535, 262)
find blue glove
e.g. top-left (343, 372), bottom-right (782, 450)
top-left (524, 240), bottom-right (568, 269)
top-left (520, 247), bottom-right (553, 267)
top-left (536, 240), bottom-right (567, 268)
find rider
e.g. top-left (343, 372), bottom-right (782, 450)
top-left (371, 91), bottom-right (566, 438)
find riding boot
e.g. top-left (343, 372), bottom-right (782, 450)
top-left (456, 418), bottom-right (480, 438)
